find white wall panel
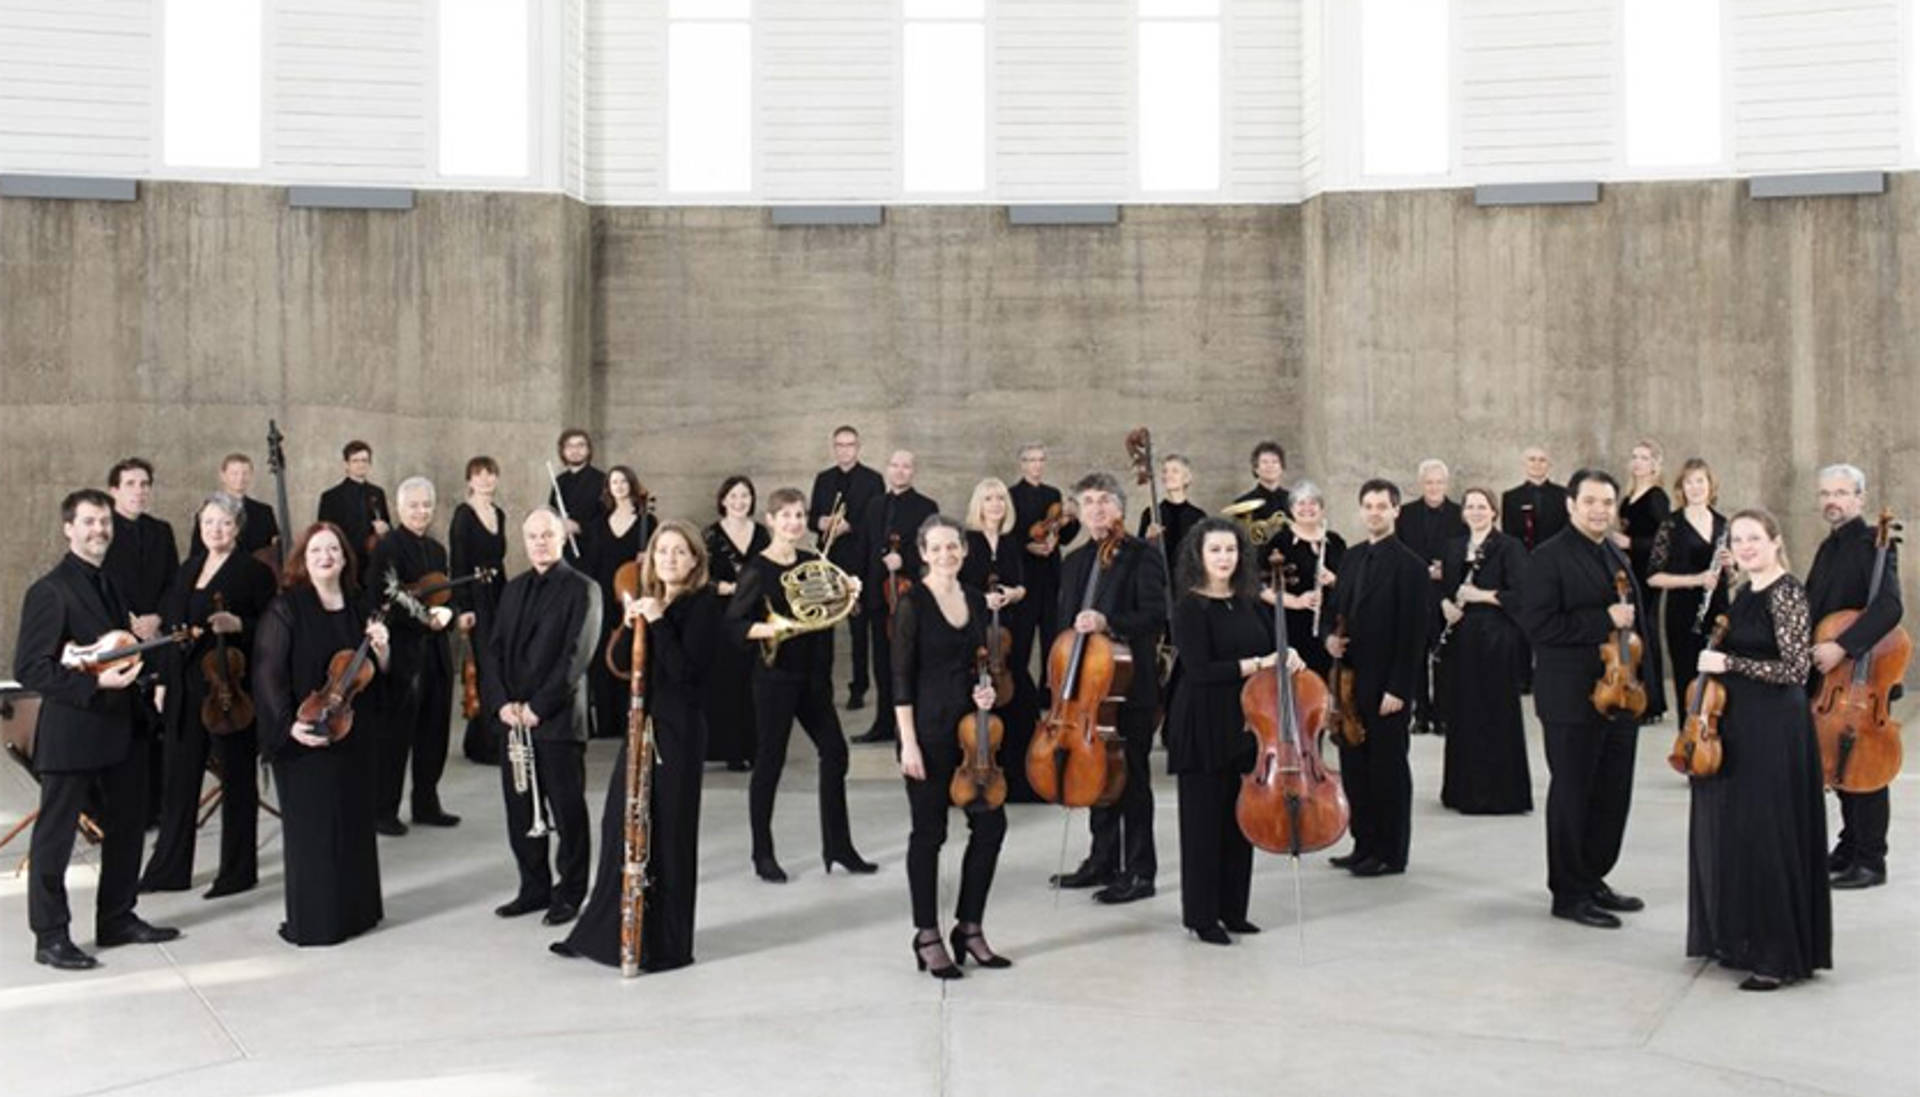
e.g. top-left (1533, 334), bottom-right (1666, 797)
top-left (269, 0), bottom-right (429, 181)
top-left (585, 0), bottom-right (665, 202)
top-left (1227, 0), bottom-right (1303, 200)
top-left (1457, 0), bottom-right (1615, 179)
top-left (1730, 0), bottom-right (1902, 173)
top-left (995, 0), bottom-right (1130, 199)
top-left (757, 0), bottom-right (894, 201)
top-left (0, 0), bottom-right (155, 174)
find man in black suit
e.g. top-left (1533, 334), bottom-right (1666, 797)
top-left (366, 476), bottom-right (460, 835)
top-left (548, 428), bottom-right (606, 566)
top-left (1009, 442), bottom-right (1079, 683)
top-left (1807, 463), bottom-right (1903, 890)
top-left (1501, 446), bottom-right (1569, 553)
top-left (809, 425), bottom-right (885, 710)
top-left (13, 489), bottom-right (180, 970)
top-left (1050, 472), bottom-right (1169, 904)
top-left (484, 508), bottom-right (602, 927)
top-left (189, 453), bottom-right (281, 560)
top-left (1518, 468), bottom-right (1653, 929)
top-left (317, 440), bottom-right (390, 579)
top-left (1324, 479), bottom-right (1428, 876)
top-left (102, 458), bottom-right (179, 643)
top-left (852, 450), bottom-right (938, 744)
top-left (1395, 459), bottom-right (1466, 736)
top-left (1232, 440), bottom-right (1291, 523)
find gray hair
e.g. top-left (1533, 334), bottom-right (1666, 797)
top-left (523, 506), bottom-right (566, 531)
top-left (197, 491), bottom-right (247, 532)
top-left (1417, 458), bottom-right (1450, 479)
top-left (1289, 479), bottom-right (1324, 508)
top-left (396, 476), bottom-right (436, 506)
top-left (1161, 452), bottom-right (1192, 473)
top-left (1071, 471), bottom-right (1126, 513)
top-left (1818, 464), bottom-right (1866, 494)
top-left (1018, 441), bottom-right (1047, 460)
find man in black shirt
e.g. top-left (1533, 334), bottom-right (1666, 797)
top-left (1806, 464), bottom-right (1903, 890)
top-left (852, 450), bottom-right (937, 744)
top-left (1396, 459), bottom-right (1466, 735)
top-left (1232, 440), bottom-right (1291, 524)
top-left (102, 458), bottom-right (179, 642)
top-left (1501, 446), bottom-right (1569, 552)
top-left (484, 508), bottom-right (602, 926)
top-left (1009, 443), bottom-right (1079, 683)
top-left (809, 425), bottom-right (885, 709)
top-left (190, 453), bottom-right (280, 560)
top-left (548, 429), bottom-right (607, 565)
top-left (317, 440), bottom-right (390, 580)
top-left (367, 476), bottom-right (460, 834)
top-left (1518, 468), bottom-right (1654, 929)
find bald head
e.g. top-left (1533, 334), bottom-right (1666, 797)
top-left (886, 449), bottom-right (917, 491)
top-left (1524, 446), bottom-right (1550, 483)
top-left (523, 507), bottom-right (567, 570)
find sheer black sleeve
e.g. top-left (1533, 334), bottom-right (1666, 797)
top-left (1647, 516), bottom-right (1676, 577)
top-left (1727, 579), bottom-right (1813, 686)
top-left (892, 589), bottom-right (921, 707)
top-left (252, 595), bottom-right (298, 759)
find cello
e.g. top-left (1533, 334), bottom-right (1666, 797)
top-left (951, 648), bottom-right (1008, 811)
top-left (1668, 615), bottom-right (1730, 778)
top-left (1029, 529), bottom-right (1133, 808)
top-left (1238, 552), bottom-right (1348, 856)
top-left (1812, 509), bottom-right (1908, 792)
top-left (1590, 570), bottom-right (1648, 719)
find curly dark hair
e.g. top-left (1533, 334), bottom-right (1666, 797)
top-left (1173, 517), bottom-right (1261, 602)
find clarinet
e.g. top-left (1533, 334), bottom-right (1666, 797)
top-left (1692, 527), bottom-right (1730, 636)
top-left (1434, 540), bottom-right (1488, 656)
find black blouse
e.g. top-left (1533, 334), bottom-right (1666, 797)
top-left (1620, 486), bottom-right (1672, 580)
top-left (891, 582), bottom-right (988, 745)
top-left (1137, 500), bottom-right (1208, 560)
top-left (642, 588), bottom-right (722, 757)
top-left (705, 520), bottom-right (771, 588)
top-left (253, 586), bottom-right (372, 760)
top-left (1439, 531), bottom-right (1527, 625)
top-left (448, 502), bottom-right (508, 616)
top-left (725, 551), bottom-right (836, 678)
top-left (1166, 593), bottom-right (1272, 774)
top-left (960, 530), bottom-right (1026, 595)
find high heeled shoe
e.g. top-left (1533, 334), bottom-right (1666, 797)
top-left (913, 931), bottom-right (962, 979)
top-left (949, 925), bottom-right (1012, 969)
top-left (753, 854), bottom-right (789, 883)
top-left (824, 849), bottom-right (878, 875)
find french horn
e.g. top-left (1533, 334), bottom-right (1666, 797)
top-left (759, 496), bottom-right (859, 666)
top-left (1221, 499), bottom-right (1289, 546)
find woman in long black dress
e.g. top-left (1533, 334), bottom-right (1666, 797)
top-left (450, 457), bottom-right (508, 765)
top-left (1648, 458), bottom-right (1731, 724)
top-left (1615, 439), bottom-right (1670, 720)
top-left (704, 476), bottom-right (767, 771)
top-left (895, 514), bottom-right (1009, 978)
top-left (586, 466), bottom-right (654, 740)
top-left (141, 493), bottom-right (279, 897)
top-left (960, 478), bottom-right (1037, 802)
top-left (1168, 518), bottom-right (1300, 945)
top-left (1265, 481), bottom-right (1345, 678)
top-left (253, 522), bottom-right (390, 946)
top-left (1687, 509), bottom-right (1831, 991)
top-left (556, 520), bottom-right (720, 973)
top-left (1436, 488), bottom-right (1532, 815)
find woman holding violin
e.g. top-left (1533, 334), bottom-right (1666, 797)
top-left (1686, 509), bottom-right (1831, 991)
top-left (960, 478), bottom-right (1037, 801)
top-left (1168, 518), bottom-right (1302, 945)
top-left (140, 493), bottom-right (278, 897)
top-left (703, 475), bottom-right (767, 771)
top-left (451, 457), bottom-right (508, 765)
top-left (1436, 488), bottom-right (1532, 816)
top-left (894, 515), bottom-right (1010, 978)
top-left (1648, 458), bottom-right (1731, 723)
top-left (253, 522), bottom-right (390, 946)
top-left (1614, 440), bottom-right (1671, 722)
top-left (587, 466), bottom-right (654, 741)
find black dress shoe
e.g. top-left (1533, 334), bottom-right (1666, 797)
top-left (1348, 858), bottom-right (1405, 878)
top-left (824, 849), bottom-right (878, 875)
top-left (495, 895), bottom-right (549, 918)
top-left (1050, 862), bottom-right (1112, 890)
top-left (1093, 876), bottom-right (1156, 904)
top-left (1328, 852), bottom-right (1362, 869)
top-left (851, 727), bottom-right (894, 745)
top-left (412, 809), bottom-right (462, 828)
top-left (138, 878), bottom-right (191, 895)
top-left (203, 877), bottom-right (256, 900)
top-left (375, 817), bottom-right (409, 837)
top-left (725, 759), bottom-right (751, 772)
top-left (1591, 884), bottom-right (1644, 912)
top-left (276, 923), bottom-right (298, 945)
top-left (548, 940), bottom-right (580, 959)
top-left (754, 855), bottom-right (789, 883)
top-left (542, 901), bottom-right (579, 926)
top-left (1189, 923), bottom-right (1233, 946)
top-left (1738, 974), bottom-right (1783, 992)
top-left (1827, 848), bottom-right (1854, 874)
top-left (97, 918), bottom-right (182, 948)
top-left (35, 939), bottom-right (99, 970)
top-left (1831, 864), bottom-right (1887, 890)
top-left (846, 692), bottom-right (867, 712)
top-left (1223, 918), bottom-right (1262, 935)
top-left (1551, 900), bottom-right (1621, 929)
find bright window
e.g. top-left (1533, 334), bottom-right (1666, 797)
top-left (1138, 9), bottom-right (1221, 191)
top-left (1360, 0), bottom-right (1449, 176)
top-left (162, 0), bottom-right (262, 169)
top-left (1624, 0), bottom-right (1721, 167)
top-left (439, 0), bottom-right (531, 177)
top-left (903, 0), bottom-right (986, 192)
top-left (668, 7), bottom-right (752, 193)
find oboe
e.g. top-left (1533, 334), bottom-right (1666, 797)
top-left (1692, 527), bottom-right (1730, 636)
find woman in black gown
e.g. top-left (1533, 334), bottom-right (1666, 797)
top-left (1648, 458), bottom-right (1731, 724)
top-left (704, 476), bottom-right (767, 771)
top-left (586, 466), bottom-right (654, 740)
top-left (895, 514), bottom-right (1009, 978)
top-left (252, 522), bottom-right (390, 946)
top-left (1615, 440), bottom-right (1670, 720)
top-left (960, 478), bottom-right (1037, 802)
top-left (450, 457), bottom-right (508, 765)
top-left (1168, 518), bottom-right (1300, 945)
top-left (142, 493), bottom-right (278, 897)
top-left (557, 520), bottom-right (720, 973)
top-left (1687, 509), bottom-right (1831, 991)
top-left (1436, 488), bottom-right (1532, 815)
top-left (1264, 481), bottom-right (1345, 678)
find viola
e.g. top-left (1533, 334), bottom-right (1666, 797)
top-left (1668, 615), bottom-right (1730, 778)
top-left (1029, 529), bottom-right (1132, 808)
top-left (1591, 570), bottom-right (1648, 718)
top-left (199, 593), bottom-right (255, 736)
top-left (951, 647), bottom-right (1008, 811)
top-left (1812, 509), bottom-right (1908, 792)
top-left (984, 573), bottom-right (1014, 708)
top-left (1238, 551), bottom-right (1348, 856)
top-left (62, 625), bottom-right (199, 678)
top-left (1324, 615), bottom-right (1365, 747)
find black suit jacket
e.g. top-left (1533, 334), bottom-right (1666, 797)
top-left (11, 554), bottom-right (141, 773)
top-left (483, 562), bottom-right (601, 742)
top-left (1501, 480), bottom-right (1569, 551)
top-left (862, 487), bottom-right (939, 609)
top-left (1518, 528), bottom-right (1661, 724)
top-left (810, 462), bottom-right (885, 573)
top-left (1325, 536), bottom-right (1428, 708)
top-left (317, 478), bottom-right (389, 576)
top-left (1055, 534), bottom-right (1169, 713)
top-left (365, 527), bottom-right (453, 683)
top-left (102, 512), bottom-right (178, 617)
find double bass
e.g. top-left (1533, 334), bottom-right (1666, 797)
top-left (1590, 570), bottom-right (1648, 718)
top-left (951, 648), bottom-right (1007, 811)
top-left (263, 419), bottom-right (292, 576)
top-left (1812, 509), bottom-right (1908, 792)
top-left (1668, 615), bottom-right (1730, 778)
top-left (1028, 529), bottom-right (1131, 808)
top-left (1126, 426), bottom-right (1178, 686)
top-left (1238, 552), bottom-right (1348, 856)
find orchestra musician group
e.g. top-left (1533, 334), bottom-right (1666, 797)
top-left (8, 426), bottom-right (1903, 997)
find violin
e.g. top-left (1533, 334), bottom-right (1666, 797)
top-left (1029, 529), bottom-right (1132, 808)
top-left (384, 567), bottom-right (500, 627)
top-left (1812, 509), bottom-right (1908, 792)
top-left (1028, 501), bottom-right (1071, 546)
top-left (951, 647), bottom-right (1008, 811)
top-left (1590, 570), bottom-right (1648, 718)
top-left (1238, 551), bottom-right (1348, 856)
top-left (884, 531), bottom-right (914, 615)
top-left (984, 573), bottom-right (1014, 708)
top-left (1669, 615), bottom-right (1730, 777)
top-left (62, 625), bottom-right (200, 677)
top-left (296, 620), bottom-right (381, 743)
top-left (199, 594), bottom-right (254, 736)
top-left (366, 493), bottom-right (390, 556)
top-left (1324, 615), bottom-right (1364, 747)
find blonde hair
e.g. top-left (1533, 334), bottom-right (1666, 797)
top-left (965, 477), bottom-right (1015, 535)
top-left (1672, 457), bottom-right (1718, 507)
top-left (1632, 438), bottom-right (1664, 472)
top-left (641, 520), bottom-right (711, 600)
top-left (1728, 507), bottom-right (1790, 591)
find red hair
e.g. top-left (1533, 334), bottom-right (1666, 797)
top-left (281, 522), bottom-right (360, 592)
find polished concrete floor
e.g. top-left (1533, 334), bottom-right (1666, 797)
top-left (1, 698), bottom-right (1914, 1097)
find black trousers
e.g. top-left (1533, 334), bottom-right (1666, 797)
top-left (378, 660), bottom-right (453, 820)
top-left (905, 737), bottom-right (1007, 929)
top-left (1178, 771), bottom-right (1252, 930)
top-left (1834, 788), bottom-right (1891, 874)
top-left (30, 747), bottom-right (150, 946)
top-left (842, 605), bottom-right (874, 700)
top-left (498, 735), bottom-right (590, 907)
top-left (866, 611), bottom-right (899, 739)
top-left (142, 722), bottom-right (258, 891)
top-left (1335, 708), bottom-right (1413, 868)
top-left (1083, 708), bottom-right (1157, 882)
top-left (749, 673), bottom-right (855, 861)
top-left (1024, 565), bottom-right (1061, 685)
top-left (1542, 716), bottom-right (1638, 905)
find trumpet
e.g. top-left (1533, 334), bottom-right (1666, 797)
top-left (505, 714), bottom-right (551, 838)
top-left (758, 497), bottom-right (860, 666)
top-left (1221, 499), bottom-right (1288, 546)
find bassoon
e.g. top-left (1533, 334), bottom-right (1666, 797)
top-left (618, 586), bottom-right (657, 977)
